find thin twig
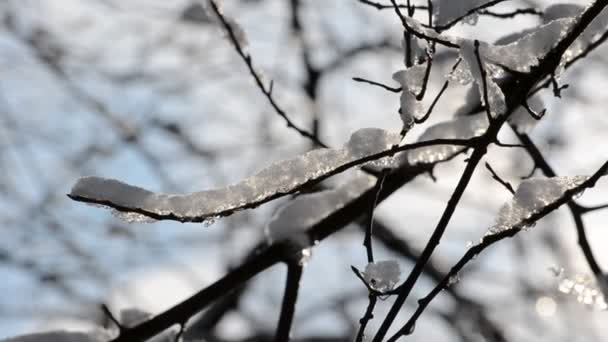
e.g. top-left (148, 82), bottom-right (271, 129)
top-left (275, 262), bottom-right (304, 342)
top-left (101, 304), bottom-right (124, 332)
top-left (514, 131), bottom-right (606, 283)
top-left (208, 1), bottom-right (326, 147)
top-left (416, 48), bottom-right (435, 100)
top-left (352, 77), bottom-right (402, 92)
top-left (494, 140), bottom-right (525, 148)
top-left (363, 171), bottom-right (388, 263)
top-left (415, 58), bottom-right (461, 124)
top-left (479, 8), bottom-right (542, 19)
top-left (484, 162), bottom-right (515, 194)
top-left (390, 0), bottom-right (460, 48)
top-left (522, 100), bottom-right (546, 120)
top-left (358, 0), bottom-right (427, 10)
top-left (580, 203), bottom-right (608, 213)
top-left (473, 40), bottom-right (493, 122)
top-left (355, 293), bottom-right (378, 342)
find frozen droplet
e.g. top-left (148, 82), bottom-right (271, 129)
top-left (465, 240), bottom-right (474, 248)
top-left (521, 222), bottom-right (536, 231)
top-left (202, 215), bottom-right (220, 227)
top-left (299, 248), bottom-right (312, 266)
top-left (363, 260), bottom-right (401, 293)
top-left (448, 274), bottom-right (460, 286)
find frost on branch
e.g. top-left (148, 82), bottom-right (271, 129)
top-left (488, 176), bottom-right (589, 235)
top-left (363, 260), bottom-right (401, 293)
top-left (0, 330), bottom-right (111, 342)
top-left (407, 113), bottom-right (488, 165)
top-left (265, 173), bottom-right (376, 245)
top-left (69, 128), bottom-right (400, 223)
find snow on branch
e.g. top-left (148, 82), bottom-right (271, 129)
top-left (69, 129), bottom-right (401, 223)
top-left (488, 176), bottom-right (591, 235)
top-left (407, 113), bottom-right (489, 165)
top-left (69, 126), bottom-right (481, 223)
top-left (265, 173), bottom-right (376, 245)
top-left (391, 161), bottom-right (608, 341)
top-left (484, 18), bottom-right (578, 72)
top-left (433, 0), bottom-right (508, 30)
